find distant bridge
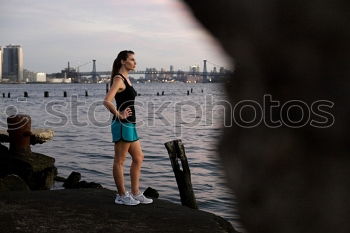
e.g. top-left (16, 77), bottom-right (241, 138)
top-left (72, 59), bottom-right (231, 82)
top-left (79, 70), bottom-right (230, 77)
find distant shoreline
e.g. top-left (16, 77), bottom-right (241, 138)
top-left (0, 82), bottom-right (223, 84)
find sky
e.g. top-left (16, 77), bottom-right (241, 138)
top-left (0, 0), bottom-right (231, 74)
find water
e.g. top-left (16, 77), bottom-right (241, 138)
top-left (0, 83), bottom-right (243, 232)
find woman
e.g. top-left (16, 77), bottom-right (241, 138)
top-left (104, 50), bottom-right (153, 205)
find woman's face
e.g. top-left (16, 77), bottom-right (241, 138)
top-left (122, 53), bottom-right (136, 71)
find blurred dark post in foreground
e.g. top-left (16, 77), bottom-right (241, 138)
top-left (182, 0), bottom-right (350, 232)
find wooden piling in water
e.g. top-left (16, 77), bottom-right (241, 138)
top-left (24, 92), bottom-right (28, 98)
top-left (187, 90), bottom-right (190, 95)
top-left (162, 91), bottom-right (164, 96)
top-left (164, 139), bottom-right (198, 209)
top-left (44, 91), bottom-right (49, 97)
top-left (3, 93), bottom-right (6, 98)
top-left (191, 88), bottom-right (193, 93)
top-left (63, 91), bottom-right (67, 97)
top-left (85, 90), bottom-right (88, 97)
top-left (106, 83), bottom-right (109, 93)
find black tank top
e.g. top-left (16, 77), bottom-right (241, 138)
top-left (113, 73), bottom-right (137, 123)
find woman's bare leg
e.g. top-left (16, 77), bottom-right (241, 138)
top-left (128, 140), bottom-right (144, 195)
top-left (114, 141), bottom-right (130, 195)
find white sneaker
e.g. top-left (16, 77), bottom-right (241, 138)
top-left (131, 192), bottom-right (153, 204)
top-left (115, 192), bottom-right (140, 205)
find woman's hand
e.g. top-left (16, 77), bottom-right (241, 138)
top-left (119, 107), bottom-right (132, 119)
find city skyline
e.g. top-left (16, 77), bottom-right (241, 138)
top-left (0, 44), bottom-right (230, 83)
top-left (0, 0), bottom-right (231, 74)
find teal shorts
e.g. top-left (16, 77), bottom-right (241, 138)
top-left (111, 120), bottom-right (139, 143)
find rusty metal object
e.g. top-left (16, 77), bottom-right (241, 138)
top-left (7, 114), bottom-right (32, 155)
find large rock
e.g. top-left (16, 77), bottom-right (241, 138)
top-left (0, 152), bottom-right (57, 190)
top-left (182, 1), bottom-right (350, 233)
top-left (63, 171), bottom-right (81, 188)
top-left (0, 174), bottom-right (30, 191)
top-left (63, 171), bottom-right (103, 189)
top-left (144, 187), bottom-right (159, 199)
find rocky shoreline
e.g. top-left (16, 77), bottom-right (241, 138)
top-left (0, 188), bottom-right (236, 233)
top-left (0, 114), bottom-right (237, 232)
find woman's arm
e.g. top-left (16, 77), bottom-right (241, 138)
top-left (103, 76), bottom-right (132, 119)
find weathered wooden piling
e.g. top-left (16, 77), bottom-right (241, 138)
top-left (187, 90), bottom-right (190, 95)
top-left (24, 92), bottom-right (28, 98)
top-left (44, 91), bottom-right (49, 97)
top-left (164, 139), bottom-right (198, 209)
top-left (7, 114), bottom-right (32, 155)
top-left (191, 88), bottom-right (193, 93)
top-left (106, 83), bottom-right (109, 93)
top-left (63, 91), bottom-right (67, 97)
top-left (2, 93), bottom-right (5, 98)
top-left (162, 91), bottom-right (164, 96)
top-left (157, 92), bottom-right (159, 96)
top-left (85, 90), bottom-right (88, 97)
top-left (8, 93), bottom-right (10, 98)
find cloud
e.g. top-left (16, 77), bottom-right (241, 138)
top-left (0, 0), bottom-right (230, 73)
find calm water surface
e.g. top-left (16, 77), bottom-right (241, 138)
top-left (0, 83), bottom-right (243, 232)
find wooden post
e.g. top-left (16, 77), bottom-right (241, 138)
top-left (191, 88), bottom-right (193, 93)
top-left (106, 83), bottom-right (109, 93)
top-left (187, 90), bottom-right (190, 95)
top-left (2, 93), bottom-right (5, 98)
top-left (8, 93), bottom-right (10, 98)
top-left (164, 139), bottom-right (198, 209)
top-left (24, 92), bottom-right (28, 98)
top-left (7, 114), bottom-right (32, 155)
top-left (44, 91), bottom-right (49, 97)
top-left (63, 91), bottom-right (67, 97)
top-left (85, 90), bottom-right (88, 97)
top-left (162, 91), bottom-right (164, 96)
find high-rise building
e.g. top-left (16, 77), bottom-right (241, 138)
top-left (0, 47), bottom-right (2, 82)
top-left (190, 65), bottom-right (200, 72)
top-left (3, 45), bottom-right (24, 82)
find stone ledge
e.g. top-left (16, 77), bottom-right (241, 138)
top-left (0, 188), bottom-right (236, 233)
top-left (0, 152), bottom-right (56, 190)
top-left (0, 128), bottom-right (54, 145)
